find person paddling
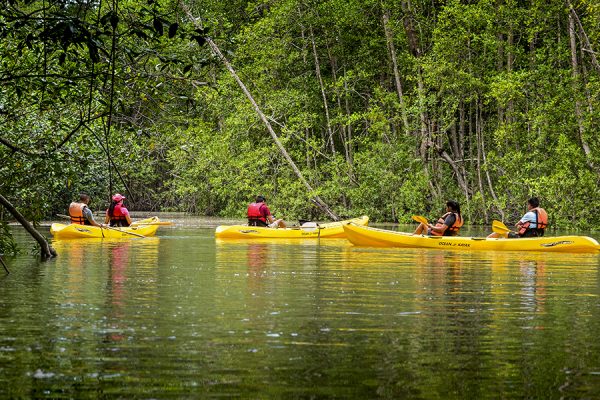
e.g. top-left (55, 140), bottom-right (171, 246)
top-left (488, 197), bottom-right (548, 238)
top-left (105, 193), bottom-right (133, 227)
top-left (247, 195), bottom-right (286, 228)
top-left (414, 200), bottom-right (463, 236)
top-left (69, 193), bottom-right (104, 227)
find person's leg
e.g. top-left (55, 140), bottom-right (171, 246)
top-left (414, 223), bottom-right (427, 235)
top-left (269, 219), bottom-right (286, 228)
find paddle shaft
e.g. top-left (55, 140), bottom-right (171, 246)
top-left (102, 225), bottom-right (145, 238)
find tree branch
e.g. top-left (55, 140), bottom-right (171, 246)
top-left (0, 194), bottom-right (56, 259)
top-left (0, 112), bottom-right (108, 157)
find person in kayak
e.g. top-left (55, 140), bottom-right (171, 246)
top-left (69, 193), bottom-right (105, 227)
top-left (488, 197), bottom-right (548, 238)
top-left (105, 193), bottom-right (133, 227)
top-left (414, 200), bottom-right (463, 236)
top-left (247, 195), bottom-right (286, 228)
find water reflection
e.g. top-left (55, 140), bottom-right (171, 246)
top-left (2, 226), bottom-right (600, 398)
top-left (48, 238), bottom-right (161, 368)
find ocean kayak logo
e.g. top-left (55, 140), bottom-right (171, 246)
top-left (541, 240), bottom-right (574, 247)
top-left (240, 230), bottom-right (259, 234)
top-left (438, 241), bottom-right (471, 248)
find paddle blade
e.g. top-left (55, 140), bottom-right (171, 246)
top-left (492, 220), bottom-right (511, 234)
top-left (411, 215), bottom-right (428, 225)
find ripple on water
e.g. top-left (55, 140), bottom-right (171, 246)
top-left (2, 226), bottom-right (600, 398)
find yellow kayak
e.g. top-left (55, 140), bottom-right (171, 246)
top-left (343, 223), bottom-right (600, 253)
top-left (215, 216), bottom-right (369, 239)
top-left (50, 217), bottom-right (161, 239)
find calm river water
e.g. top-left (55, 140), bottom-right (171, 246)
top-left (1, 216), bottom-right (600, 399)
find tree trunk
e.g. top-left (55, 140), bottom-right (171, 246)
top-left (337, 63), bottom-right (357, 186)
top-left (0, 256), bottom-right (9, 274)
top-left (180, 3), bottom-right (339, 220)
top-left (458, 102), bottom-right (468, 181)
top-left (478, 100), bottom-right (503, 221)
top-left (568, 9), bottom-right (594, 169)
top-left (438, 148), bottom-right (470, 199)
top-left (401, 0), bottom-right (436, 198)
top-left (506, 29), bottom-right (514, 124)
top-left (309, 25), bottom-right (336, 155)
top-left (475, 101), bottom-right (489, 223)
top-left (326, 45), bottom-right (354, 177)
top-left (568, 2), bottom-right (600, 73)
top-left (382, 11), bottom-right (409, 134)
top-left (0, 194), bottom-right (57, 259)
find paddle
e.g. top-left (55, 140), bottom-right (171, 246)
top-left (491, 220), bottom-right (514, 237)
top-left (411, 215), bottom-right (429, 225)
top-left (102, 225), bottom-right (146, 238)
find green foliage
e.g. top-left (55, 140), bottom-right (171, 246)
top-left (1, 0), bottom-right (599, 231)
top-left (0, 222), bottom-right (20, 256)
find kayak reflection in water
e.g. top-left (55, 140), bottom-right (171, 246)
top-left (247, 195), bottom-right (286, 228)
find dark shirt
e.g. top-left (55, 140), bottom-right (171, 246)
top-left (442, 213), bottom-right (457, 236)
top-left (443, 213), bottom-right (456, 228)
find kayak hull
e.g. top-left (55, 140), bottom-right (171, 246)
top-left (50, 217), bottom-right (160, 239)
top-left (215, 216), bottom-right (369, 239)
top-left (343, 224), bottom-right (600, 253)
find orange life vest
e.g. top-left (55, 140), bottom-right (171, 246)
top-left (69, 202), bottom-right (88, 225)
top-left (247, 202), bottom-right (267, 223)
top-left (518, 207), bottom-right (548, 235)
top-left (431, 212), bottom-right (463, 236)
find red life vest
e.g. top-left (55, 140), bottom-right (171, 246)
top-left (431, 212), bottom-right (463, 236)
top-left (107, 203), bottom-right (129, 227)
top-left (518, 207), bottom-right (548, 235)
top-left (69, 202), bottom-right (88, 225)
top-left (247, 202), bottom-right (267, 223)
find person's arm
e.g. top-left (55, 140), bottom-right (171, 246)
top-left (516, 211), bottom-right (535, 228)
top-left (104, 211), bottom-right (110, 224)
top-left (430, 214), bottom-right (455, 234)
top-left (430, 224), bottom-right (448, 234)
top-left (123, 208), bottom-right (132, 226)
top-left (84, 207), bottom-right (103, 227)
top-left (260, 204), bottom-right (273, 222)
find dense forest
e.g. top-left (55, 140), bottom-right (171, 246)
top-left (1, 0), bottom-right (599, 252)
